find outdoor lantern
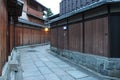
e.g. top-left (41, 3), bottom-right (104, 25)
top-left (63, 26), bottom-right (68, 30)
top-left (44, 28), bottom-right (49, 32)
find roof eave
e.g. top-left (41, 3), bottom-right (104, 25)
top-left (18, 18), bottom-right (45, 28)
top-left (34, 0), bottom-right (48, 11)
top-left (27, 13), bottom-right (46, 21)
top-left (49, 0), bottom-right (120, 23)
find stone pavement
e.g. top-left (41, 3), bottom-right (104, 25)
top-left (18, 45), bottom-right (109, 80)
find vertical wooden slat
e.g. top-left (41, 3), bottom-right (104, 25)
top-left (84, 17), bottom-right (109, 56)
top-left (58, 27), bottom-right (64, 49)
top-left (15, 26), bottom-right (48, 46)
top-left (51, 28), bottom-right (58, 48)
top-left (69, 23), bottom-right (83, 52)
top-left (0, 0), bottom-right (7, 75)
top-left (103, 17), bottom-right (109, 56)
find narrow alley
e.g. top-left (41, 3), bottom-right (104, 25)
top-left (18, 45), bottom-right (107, 80)
top-left (0, 0), bottom-right (120, 80)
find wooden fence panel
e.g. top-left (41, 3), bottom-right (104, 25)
top-left (64, 30), bottom-right (68, 50)
top-left (15, 27), bottom-right (47, 45)
top-left (10, 24), bottom-right (14, 51)
top-left (15, 27), bottom-right (23, 46)
top-left (58, 27), bottom-right (64, 49)
top-left (84, 17), bottom-right (109, 56)
top-left (50, 28), bottom-right (58, 47)
top-left (0, 0), bottom-right (7, 75)
top-left (69, 23), bottom-right (83, 52)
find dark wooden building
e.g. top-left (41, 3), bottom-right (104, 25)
top-left (15, 0), bottom-right (49, 47)
top-left (0, 0), bottom-right (49, 77)
top-left (50, 0), bottom-right (120, 78)
top-left (0, 0), bottom-right (23, 76)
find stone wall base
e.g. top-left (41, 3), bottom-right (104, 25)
top-left (51, 47), bottom-right (120, 78)
top-left (0, 48), bottom-right (23, 80)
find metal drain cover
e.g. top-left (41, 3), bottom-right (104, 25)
top-left (27, 50), bottom-right (37, 52)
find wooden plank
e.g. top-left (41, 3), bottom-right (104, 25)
top-left (50, 28), bottom-right (58, 47)
top-left (69, 23), bottom-right (83, 52)
top-left (84, 17), bottom-right (109, 56)
top-left (0, 0), bottom-right (7, 75)
top-left (58, 27), bottom-right (64, 49)
top-left (103, 17), bottom-right (109, 57)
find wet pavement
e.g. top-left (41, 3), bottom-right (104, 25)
top-left (18, 45), bottom-right (111, 80)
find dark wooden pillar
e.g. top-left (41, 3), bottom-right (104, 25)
top-left (7, 16), bottom-right (10, 56)
top-left (13, 19), bottom-right (16, 48)
top-left (108, 4), bottom-right (120, 58)
top-left (109, 15), bottom-right (120, 58)
top-left (82, 13), bottom-right (85, 53)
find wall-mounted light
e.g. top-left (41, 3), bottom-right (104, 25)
top-left (44, 28), bottom-right (49, 32)
top-left (63, 26), bottom-right (68, 30)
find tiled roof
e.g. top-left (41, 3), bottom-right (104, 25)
top-left (18, 18), bottom-right (45, 28)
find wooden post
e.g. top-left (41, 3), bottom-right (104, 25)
top-left (7, 16), bottom-right (10, 57)
top-left (13, 18), bottom-right (16, 48)
top-left (82, 13), bottom-right (85, 53)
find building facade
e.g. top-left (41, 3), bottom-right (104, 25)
top-left (50, 0), bottom-right (120, 78)
top-left (0, 0), bottom-right (49, 78)
top-left (0, 0), bottom-right (23, 76)
top-left (15, 0), bottom-right (49, 47)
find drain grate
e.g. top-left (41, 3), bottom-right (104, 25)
top-left (29, 46), bottom-right (37, 48)
top-left (26, 50), bottom-right (37, 52)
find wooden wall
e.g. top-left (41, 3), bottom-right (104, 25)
top-left (50, 17), bottom-right (109, 57)
top-left (57, 27), bottom-right (64, 49)
top-left (15, 25), bottom-right (49, 46)
top-left (28, 16), bottom-right (44, 25)
top-left (26, 0), bottom-right (43, 18)
top-left (22, 0), bottom-right (45, 25)
top-left (0, 0), bottom-right (49, 76)
top-left (10, 24), bottom-right (14, 52)
top-left (0, 23), bottom-right (50, 75)
top-left (69, 23), bottom-right (83, 52)
top-left (84, 17), bottom-right (109, 56)
top-left (50, 3), bottom-right (120, 58)
top-left (51, 28), bottom-right (58, 48)
top-left (27, 7), bottom-right (43, 18)
top-left (0, 0), bottom-right (7, 75)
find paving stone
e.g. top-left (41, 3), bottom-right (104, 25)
top-left (38, 67), bottom-right (53, 75)
top-left (19, 45), bottom-right (102, 80)
top-left (49, 58), bottom-right (63, 63)
top-left (23, 75), bottom-right (45, 80)
top-left (44, 74), bottom-right (60, 80)
top-left (21, 60), bottom-right (33, 64)
top-left (51, 68), bottom-right (66, 75)
top-left (59, 74), bottom-right (75, 80)
top-left (45, 62), bottom-right (58, 68)
top-left (67, 70), bottom-right (88, 79)
top-left (35, 62), bottom-right (46, 67)
top-left (23, 70), bottom-right (41, 78)
top-left (21, 57), bottom-right (32, 61)
top-left (23, 66), bottom-right (38, 72)
top-left (57, 63), bottom-right (71, 68)
top-left (22, 63), bottom-right (35, 67)
top-left (77, 77), bottom-right (98, 80)
top-left (62, 66), bottom-right (77, 71)
top-left (40, 58), bottom-right (49, 62)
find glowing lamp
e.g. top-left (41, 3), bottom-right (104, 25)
top-left (44, 28), bottom-right (49, 32)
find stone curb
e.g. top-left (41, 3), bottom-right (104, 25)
top-left (0, 48), bottom-right (22, 80)
top-left (50, 47), bottom-right (120, 79)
